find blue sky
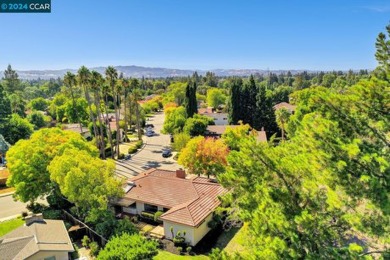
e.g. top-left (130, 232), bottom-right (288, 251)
top-left (0, 0), bottom-right (389, 71)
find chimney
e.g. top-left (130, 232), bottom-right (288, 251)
top-left (25, 213), bottom-right (44, 226)
top-left (176, 168), bottom-right (186, 179)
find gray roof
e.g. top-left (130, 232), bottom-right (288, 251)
top-left (0, 134), bottom-right (10, 153)
top-left (0, 220), bottom-right (74, 260)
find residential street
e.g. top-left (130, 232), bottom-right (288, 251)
top-left (115, 112), bottom-right (180, 179)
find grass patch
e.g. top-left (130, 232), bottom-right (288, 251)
top-left (154, 250), bottom-right (209, 260)
top-left (215, 225), bottom-right (249, 257)
top-left (0, 218), bottom-right (24, 236)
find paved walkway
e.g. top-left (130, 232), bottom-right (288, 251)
top-left (115, 112), bottom-right (180, 179)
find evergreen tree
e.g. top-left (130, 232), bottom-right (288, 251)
top-left (185, 80), bottom-right (197, 118)
top-left (0, 84), bottom-right (11, 124)
top-left (228, 78), bottom-right (243, 124)
top-left (2, 65), bottom-right (22, 93)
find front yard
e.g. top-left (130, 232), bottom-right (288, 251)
top-left (0, 217), bottom-right (24, 236)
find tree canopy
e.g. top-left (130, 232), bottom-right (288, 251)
top-left (97, 233), bottom-right (158, 260)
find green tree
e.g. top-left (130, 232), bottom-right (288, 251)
top-left (0, 114), bottom-right (33, 145)
top-left (207, 88), bottom-right (226, 109)
top-left (28, 111), bottom-right (46, 129)
top-left (2, 65), bottom-right (21, 94)
top-left (48, 149), bottom-right (123, 216)
top-left (8, 93), bottom-right (25, 117)
top-left (185, 80), bottom-right (198, 118)
top-left (6, 128), bottom-right (98, 203)
top-left (375, 23), bottom-right (390, 78)
top-left (172, 132), bottom-right (191, 152)
top-left (0, 84), bottom-right (11, 124)
top-left (64, 72), bottom-right (83, 132)
top-left (90, 71), bottom-right (106, 158)
top-left (28, 97), bottom-right (49, 111)
top-left (97, 233), bottom-right (158, 260)
top-left (183, 114), bottom-right (213, 136)
top-left (105, 66), bottom-right (121, 156)
top-left (227, 78), bottom-right (243, 124)
top-left (162, 106), bottom-right (187, 134)
top-left (275, 108), bottom-right (290, 141)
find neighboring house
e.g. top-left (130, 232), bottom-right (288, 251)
top-left (0, 214), bottom-right (74, 260)
top-left (198, 108), bottom-right (228, 125)
top-left (205, 125), bottom-right (267, 142)
top-left (112, 168), bottom-right (227, 246)
top-left (273, 102), bottom-right (296, 113)
top-left (0, 134), bottom-right (10, 165)
top-left (62, 124), bottom-right (91, 140)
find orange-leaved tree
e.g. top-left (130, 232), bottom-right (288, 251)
top-left (178, 136), bottom-right (229, 178)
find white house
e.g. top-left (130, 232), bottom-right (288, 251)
top-left (198, 107), bottom-right (229, 125)
top-left (113, 168), bottom-right (227, 246)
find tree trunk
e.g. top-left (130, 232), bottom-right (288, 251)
top-left (94, 90), bottom-right (106, 159)
top-left (123, 91), bottom-right (128, 141)
top-left (84, 85), bottom-right (99, 151)
top-left (104, 93), bottom-right (114, 159)
top-left (112, 87), bottom-right (120, 158)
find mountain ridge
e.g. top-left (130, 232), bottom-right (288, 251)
top-left (0, 65), bottom-right (328, 80)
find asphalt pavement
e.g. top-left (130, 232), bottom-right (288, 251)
top-left (115, 112), bottom-right (180, 179)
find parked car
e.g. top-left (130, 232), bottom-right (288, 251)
top-left (146, 131), bottom-right (154, 137)
top-left (162, 148), bottom-right (172, 158)
top-left (145, 124), bottom-right (154, 128)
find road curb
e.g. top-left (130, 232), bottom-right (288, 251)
top-left (0, 191), bottom-right (14, 198)
top-left (0, 214), bottom-right (22, 223)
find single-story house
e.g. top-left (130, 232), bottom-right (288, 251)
top-left (62, 124), bottom-right (91, 139)
top-left (0, 214), bottom-right (74, 260)
top-left (113, 168), bottom-right (227, 246)
top-left (198, 108), bottom-right (228, 125)
top-left (273, 102), bottom-right (296, 113)
top-left (205, 125), bottom-right (267, 142)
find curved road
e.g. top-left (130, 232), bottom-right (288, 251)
top-left (115, 112), bottom-right (180, 179)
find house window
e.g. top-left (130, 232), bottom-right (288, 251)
top-left (163, 207), bottom-right (169, 212)
top-left (129, 203), bottom-right (136, 209)
top-left (144, 203), bottom-right (158, 213)
top-left (44, 257), bottom-right (56, 260)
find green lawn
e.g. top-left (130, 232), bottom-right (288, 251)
top-left (0, 218), bottom-right (24, 236)
top-left (215, 225), bottom-right (249, 257)
top-left (154, 251), bottom-right (209, 260)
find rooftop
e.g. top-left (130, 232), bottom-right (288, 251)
top-left (273, 102), bottom-right (296, 112)
top-left (122, 168), bottom-right (227, 227)
top-left (0, 219), bottom-right (74, 260)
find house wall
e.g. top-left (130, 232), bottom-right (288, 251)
top-left (122, 205), bottom-right (137, 215)
top-left (136, 202), bottom-right (144, 213)
top-left (193, 213), bottom-right (213, 245)
top-left (28, 250), bottom-right (70, 260)
top-left (163, 220), bottom-right (196, 246)
top-left (211, 113), bottom-right (228, 125)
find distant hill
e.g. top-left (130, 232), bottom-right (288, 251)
top-left (0, 65), bottom-right (311, 80)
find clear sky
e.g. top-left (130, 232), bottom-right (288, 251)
top-left (0, 0), bottom-right (389, 71)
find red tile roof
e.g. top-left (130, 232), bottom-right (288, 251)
top-left (273, 102), bottom-right (296, 112)
top-left (198, 107), bottom-right (213, 115)
top-left (123, 169), bottom-right (227, 227)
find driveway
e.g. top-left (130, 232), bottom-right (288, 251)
top-left (115, 112), bottom-right (180, 178)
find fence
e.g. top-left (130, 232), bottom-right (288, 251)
top-left (62, 210), bottom-right (107, 246)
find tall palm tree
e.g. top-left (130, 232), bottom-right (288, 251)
top-left (122, 78), bottom-right (130, 139)
top-left (90, 71), bottom-right (106, 158)
top-left (63, 72), bottom-right (82, 132)
top-left (102, 82), bottom-right (114, 158)
top-left (275, 108), bottom-right (291, 142)
top-left (130, 79), bottom-right (142, 141)
top-left (77, 66), bottom-right (99, 148)
top-left (105, 66), bottom-right (120, 158)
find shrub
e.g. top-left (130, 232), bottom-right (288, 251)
top-left (27, 202), bottom-right (48, 213)
top-left (118, 153), bottom-right (125, 159)
top-left (154, 211), bottom-right (163, 222)
top-left (186, 246), bottom-right (192, 254)
top-left (135, 140), bottom-right (143, 149)
top-left (177, 246), bottom-right (183, 253)
top-left (128, 146), bottom-right (138, 154)
top-left (81, 235), bottom-right (90, 248)
top-left (21, 211), bottom-right (28, 218)
top-left (141, 211), bottom-right (155, 220)
top-left (89, 241), bottom-right (99, 257)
